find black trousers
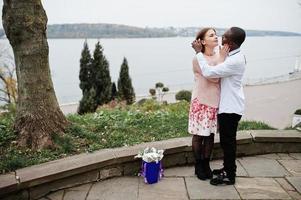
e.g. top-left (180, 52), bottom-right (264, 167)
top-left (217, 113), bottom-right (242, 179)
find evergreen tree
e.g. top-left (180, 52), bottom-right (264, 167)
top-left (117, 57), bottom-right (135, 104)
top-left (92, 42), bottom-right (112, 105)
top-left (78, 87), bottom-right (98, 114)
top-left (79, 40), bottom-right (92, 94)
top-left (111, 82), bottom-right (118, 100)
top-left (78, 40), bottom-right (94, 114)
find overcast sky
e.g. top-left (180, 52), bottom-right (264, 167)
top-left (1, 0), bottom-right (301, 33)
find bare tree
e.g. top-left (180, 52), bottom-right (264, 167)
top-left (0, 45), bottom-right (17, 104)
top-left (2, 0), bottom-right (68, 149)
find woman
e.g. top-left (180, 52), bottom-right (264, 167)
top-left (188, 28), bottom-right (221, 180)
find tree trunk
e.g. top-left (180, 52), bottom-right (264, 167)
top-left (2, 0), bottom-right (69, 150)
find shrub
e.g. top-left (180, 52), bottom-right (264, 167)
top-left (238, 120), bottom-right (276, 130)
top-left (52, 133), bottom-right (75, 154)
top-left (175, 90), bottom-right (192, 102)
top-left (149, 89), bottom-right (156, 96)
top-left (294, 109), bottom-right (301, 115)
top-left (162, 87), bottom-right (169, 92)
top-left (136, 99), bottom-right (161, 112)
top-left (0, 112), bottom-right (16, 146)
top-left (136, 98), bottom-right (148, 106)
top-left (78, 87), bottom-right (98, 114)
top-left (155, 82), bottom-right (164, 88)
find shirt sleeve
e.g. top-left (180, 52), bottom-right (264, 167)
top-left (196, 52), bottom-right (241, 78)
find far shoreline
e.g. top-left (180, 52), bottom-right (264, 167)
top-left (1, 35), bottom-right (301, 40)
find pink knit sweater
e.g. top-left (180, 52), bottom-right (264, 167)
top-left (191, 56), bottom-right (220, 108)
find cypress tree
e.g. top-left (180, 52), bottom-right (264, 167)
top-left (78, 40), bottom-right (94, 114)
top-left (117, 57), bottom-right (135, 104)
top-left (79, 40), bottom-right (92, 94)
top-left (111, 82), bottom-right (118, 100)
top-left (78, 87), bottom-right (98, 114)
top-left (92, 41), bottom-right (112, 105)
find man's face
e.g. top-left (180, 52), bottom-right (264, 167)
top-left (222, 30), bottom-right (232, 46)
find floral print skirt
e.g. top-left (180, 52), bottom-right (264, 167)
top-left (188, 98), bottom-right (218, 136)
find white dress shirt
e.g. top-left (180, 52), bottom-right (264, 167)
top-left (196, 48), bottom-right (246, 115)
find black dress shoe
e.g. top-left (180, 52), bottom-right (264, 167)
top-left (212, 167), bottom-right (224, 175)
top-left (210, 171), bottom-right (235, 186)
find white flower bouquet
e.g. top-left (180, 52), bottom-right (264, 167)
top-left (135, 147), bottom-right (164, 184)
top-left (135, 147), bottom-right (164, 163)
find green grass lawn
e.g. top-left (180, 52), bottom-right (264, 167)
top-left (0, 100), bottom-right (276, 174)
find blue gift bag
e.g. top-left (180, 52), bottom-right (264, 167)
top-left (141, 161), bottom-right (163, 184)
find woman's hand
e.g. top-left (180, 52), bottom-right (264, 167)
top-left (218, 44), bottom-right (230, 63)
top-left (191, 39), bottom-right (202, 53)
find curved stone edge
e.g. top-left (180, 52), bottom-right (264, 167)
top-left (0, 130), bottom-right (300, 199)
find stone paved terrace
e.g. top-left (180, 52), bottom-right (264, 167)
top-left (1, 130), bottom-right (301, 200)
top-left (39, 153), bottom-right (301, 200)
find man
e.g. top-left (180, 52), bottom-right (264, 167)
top-left (192, 27), bottom-right (246, 186)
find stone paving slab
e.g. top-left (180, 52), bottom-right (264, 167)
top-left (29, 169), bottom-right (99, 200)
top-left (278, 153), bottom-right (296, 160)
top-left (211, 160), bottom-right (249, 177)
top-left (256, 153), bottom-right (281, 159)
top-left (46, 190), bottom-right (64, 200)
top-left (238, 156), bottom-right (290, 177)
top-left (87, 177), bottom-right (138, 200)
top-left (290, 153), bottom-right (301, 160)
top-left (286, 177), bottom-right (301, 194)
top-left (164, 160), bottom-right (249, 178)
top-left (64, 184), bottom-right (92, 200)
top-left (235, 177), bottom-right (291, 199)
top-left (290, 192), bottom-right (301, 199)
top-left (164, 166), bottom-right (194, 177)
top-left (256, 153), bottom-right (298, 160)
top-left (278, 160), bottom-right (301, 176)
top-left (275, 178), bottom-right (301, 200)
top-left (138, 178), bottom-right (188, 200)
top-left (138, 177), bottom-right (188, 200)
top-left (185, 177), bottom-right (240, 200)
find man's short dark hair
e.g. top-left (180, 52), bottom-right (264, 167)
top-left (229, 27), bottom-right (246, 47)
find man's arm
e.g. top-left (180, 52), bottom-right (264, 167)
top-left (193, 58), bottom-right (219, 82)
top-left (196, 53), bottom-right (240, 78)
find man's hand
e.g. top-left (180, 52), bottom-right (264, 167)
top-left (191, 39), bottom-right (202, 53)
top-left (218, 44), bottom-right (230, 63)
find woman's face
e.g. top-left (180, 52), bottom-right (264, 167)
top-left (202, 29), bottom-right (218, 48)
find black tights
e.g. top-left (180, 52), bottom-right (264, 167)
top-left (192, 134), bottom-right (214, 161)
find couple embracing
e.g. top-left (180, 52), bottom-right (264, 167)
top-left (188, 27), bottom-right (246, 186)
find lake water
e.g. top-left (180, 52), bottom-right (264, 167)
top-left (1, 37), bottom-right (301, 104)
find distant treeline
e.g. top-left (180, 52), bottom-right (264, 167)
top-left (0, 23), bottom-right (300, 38)
top-left (47, 24), bottom-right (177, 38)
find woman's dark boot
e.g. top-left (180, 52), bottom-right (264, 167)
top-left (195, 159), bottom-right (207, 180)
top-left (204, 158), bottom-right (213, 179)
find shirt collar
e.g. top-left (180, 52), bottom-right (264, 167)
top-left (228, 48), bottom-right (240, 57)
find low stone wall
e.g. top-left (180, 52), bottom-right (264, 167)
top-left (0, 130), bottom-right (300, 200)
